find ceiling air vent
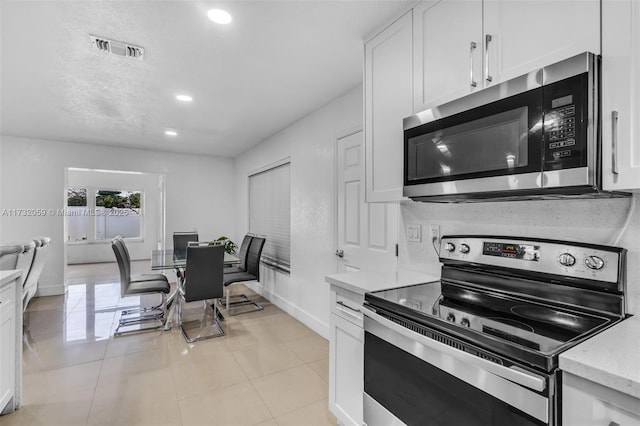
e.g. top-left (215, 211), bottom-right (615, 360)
top-left (89, 35), bottom-right (145, 61)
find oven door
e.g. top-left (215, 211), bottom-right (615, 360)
top-left (363, 307), bottom-right (551, 426)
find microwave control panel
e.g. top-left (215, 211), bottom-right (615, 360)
top-left (543, 73), bottom-right (587, 170)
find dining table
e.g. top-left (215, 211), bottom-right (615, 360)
top-left (150, 248), bottom-right (240, 271)
top-left (150, 248), bottom-right (240, 328)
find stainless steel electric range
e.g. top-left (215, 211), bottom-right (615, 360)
top-left (362, 235), bottom-right (628, 426)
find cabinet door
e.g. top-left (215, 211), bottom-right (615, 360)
top-left (414, 0), bottom-right (482, 111)
top-left (563, 372), bottom-right (640, 426)
top-left (364, 10), bottom-right (413, 202)
top-left (329, 312), bottom-right (364, 426)
top-left (602, 0), bottom-right (640, 191)
top-left (483, 0), bottom-right (600, 86)
top-left (0, 284), bottom-right (16, 413)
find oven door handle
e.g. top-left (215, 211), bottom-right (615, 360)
top-left (362, 306), bottom-right (547, 393)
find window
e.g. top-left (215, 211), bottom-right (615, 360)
top-left (67, 188), bottom-right (89, 241)
top-left (66, 188), bottom-right (142, 242)
top-left (95, 190), bottom-right (142, 240)
top-left (249, 161), bottom-right (290, 273)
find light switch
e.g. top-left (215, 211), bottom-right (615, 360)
top-left (407, 224), bottom-right (421, 242)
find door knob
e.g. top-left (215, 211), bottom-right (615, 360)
top-left (335, 249), bottom-right (344, 258)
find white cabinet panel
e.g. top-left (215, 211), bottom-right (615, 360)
top-left (364, 10), bottom-right (413, 202)
top-left (483, 0), bottom-right (600, 86)
top-left (413, 0), bottom-right (600, 110)
top-left (413, 0), bottom-right (481, 111)
top-left (563, 372), bottom-right (640, 426)
top-left (601, 0), bottom-right (640, 192)
top-left (329, 286), bottom-right (364, 426)
top-left (0, 283), bottom-right (16, 414)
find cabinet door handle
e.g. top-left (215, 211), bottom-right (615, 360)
top-left (485, 34), bottom-right (493, 83)
top-left (612, 111), bottom-right (619, 175)
top-left (469, 41), bottom-right (477, 88)
top-left (336, 300), bottom-right (361, 314)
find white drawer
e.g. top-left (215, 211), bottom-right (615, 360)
top-left (331, 286), bottom-right (364, 328)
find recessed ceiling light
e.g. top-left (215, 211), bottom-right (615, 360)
top-left (207, 9), bottom-right (232, 24)
top-left (176, 94), bottom-right (193, 102)
top-left (165, 129), bottom-right (178, 136)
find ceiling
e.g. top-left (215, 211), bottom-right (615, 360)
top-left (0, 1), bottom-right (411, 157)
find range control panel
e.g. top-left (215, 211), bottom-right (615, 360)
top-left (440, 236), bottom-right (622, 286)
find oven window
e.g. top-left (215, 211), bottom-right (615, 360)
top-left (364, 332), bottom-right (546, 426)
top-left (407, 107), bottom-right (529, 181)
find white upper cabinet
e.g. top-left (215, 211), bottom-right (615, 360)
top-left (414, 0), bottom-right (600, 112)
top-left (414, 0), bottom-right (481, 112)
top-left (364, 10), bottom-right (413, 202)
top-left (483, 0), bottom-right (600, 86)
top-left (601, 0), bottom-right (640, 192)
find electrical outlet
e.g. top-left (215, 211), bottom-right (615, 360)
top-left (429, 224), bottom-right (440, 244)
top-left (407, 224), bottom-right (421, 242)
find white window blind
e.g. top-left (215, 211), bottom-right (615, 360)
top-left (249, 162), bottom-right (290, 273)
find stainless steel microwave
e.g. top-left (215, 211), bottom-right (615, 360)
top-left (403, 52), bottom-right (623, 202)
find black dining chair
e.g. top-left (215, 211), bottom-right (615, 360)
top-left (222, 236), bottom-right (266, 315)
top-left (111, 238), bottom-right (170, 337)
top-left (173, 232), bottom-right (198, 283)
top-left (224, 234), bottom-right (253, 274)
top-left (177, 242), bottom-right (226, 342)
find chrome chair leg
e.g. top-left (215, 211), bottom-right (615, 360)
top-left (114, 294), bottom-right (167, 337)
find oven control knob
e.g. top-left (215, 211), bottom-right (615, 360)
top-left (460, 317), bottom-right (470, 327)
top-left (558, 253), bottom-right (576, 267)
top-left (446, 312), bottom-right (456, 323)
top-left (445, 242), bottom-right (456, 253)
top-left (584, 255), bottom-right (605, 270)
top-left (459, 243), bottom-right (470, 254)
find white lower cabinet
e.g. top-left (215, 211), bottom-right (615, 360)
top-left (329, 285), bottom-right (364, 426)
top-left (563, 372), bottom-right (640, 426)
top-left (0, 281), bottom-right (16, 414)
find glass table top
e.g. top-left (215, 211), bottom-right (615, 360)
top-left (151, 249), bottom-right (240, 270)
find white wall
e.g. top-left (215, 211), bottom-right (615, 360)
top-left (399, 195), bottom-right (640, 315)
top-left (66, 168), bottom-right (161, 264)
top-left (0, 135), bottom-right (236, 296)
top-left (233, 85), bottom-right (363, 339)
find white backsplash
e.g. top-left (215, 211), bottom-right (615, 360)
top-left (399, 195), bottom-right (640, 315)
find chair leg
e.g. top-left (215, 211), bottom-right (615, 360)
top-left (219, 283), bottom-right (263, 316)
top-left (179, 297), bottom-right (224, 343)
top-left (114, 293), bottom-right (167, 337)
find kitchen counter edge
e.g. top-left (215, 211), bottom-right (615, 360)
top-left (0, 270), bottom-right (21, 287)
top-left (325, 270), bottom-right (440, 296)
top-left (559, 314), bottom-right (640, 400)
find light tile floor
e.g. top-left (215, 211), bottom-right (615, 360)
top-left (1, 261), bottom-right (336, 426)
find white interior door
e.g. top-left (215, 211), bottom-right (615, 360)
top-left (336, 130), bottom-right (398, 273)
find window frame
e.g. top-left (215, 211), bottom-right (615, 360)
top-left (66, 187), bottom-right (145, 245)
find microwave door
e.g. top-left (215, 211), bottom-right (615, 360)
top-left (404, 87), bottom-right (544, 198)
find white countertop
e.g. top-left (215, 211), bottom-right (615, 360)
top-left (560, 315), bottom-right (640, 399)
top-left (0, 269), bottom-right (21, 287)
top-left (325, 269), bottom-right (440, 295)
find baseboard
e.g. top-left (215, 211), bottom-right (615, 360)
top-left (246, 281), bottom-right (330, 340)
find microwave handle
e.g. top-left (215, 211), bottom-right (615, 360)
top-left (469, 41), bottom-right (477, 88)
top-left (612, 111), bottom-right (619, 175)
top-left (485, 34), bottom-right (493, 83)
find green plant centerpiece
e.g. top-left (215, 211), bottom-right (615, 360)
top-left (211, 236), bottom-right (237, 255)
